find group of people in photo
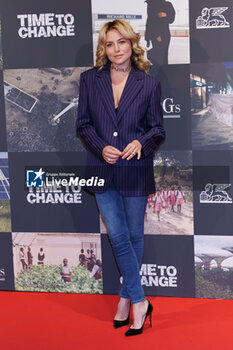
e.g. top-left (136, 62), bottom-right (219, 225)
top-left (19, 247), bottom-right (45, 270)
top-left (18, 246), bottom-right (102, 282)
top-left (78, 248), bottom-right (102, 280)
top-left (145, 185), bottom-right (186, 221)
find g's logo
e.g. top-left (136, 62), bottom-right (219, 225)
top-left (162, 98), bottom-right (181, 119)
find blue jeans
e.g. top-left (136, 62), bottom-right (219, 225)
top-left (95, 182), bottom-right (148, 304)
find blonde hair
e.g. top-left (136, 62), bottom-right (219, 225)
top-left (95, 20), bottom-right (151, 73)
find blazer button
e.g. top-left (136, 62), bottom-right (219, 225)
top-left (113, 132), bottom-right (118, 137)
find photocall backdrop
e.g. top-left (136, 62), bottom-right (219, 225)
top-left (0, 0), bottom-right (233, 299)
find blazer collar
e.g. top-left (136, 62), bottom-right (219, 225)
top-left (96, 61), bottom-right (144, 126)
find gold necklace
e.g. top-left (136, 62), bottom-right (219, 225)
top-left (111, 64), bottom-right (131, 72)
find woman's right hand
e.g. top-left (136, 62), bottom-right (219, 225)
top-left (102, 146), bottom-right (122, 164)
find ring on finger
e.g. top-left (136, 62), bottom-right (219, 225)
top-left (107, 158), bottom-right (111, 161)
top-left (131, 151), bottom-right (136, 156)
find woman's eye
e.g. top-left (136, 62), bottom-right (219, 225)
top-left (106, 43), bottom-right (112, 47)
top-left (119, 40), bottom-right (126, 44)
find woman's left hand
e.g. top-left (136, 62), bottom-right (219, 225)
top-left (122, 140), bottom-right (142, 160)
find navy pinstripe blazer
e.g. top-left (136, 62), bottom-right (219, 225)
top-left (76, 62), bottom-right (165, 196)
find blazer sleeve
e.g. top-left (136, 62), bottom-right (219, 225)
top-left (76, 72), bottom-right (108, 159)
top-left (137, 81), bottom-right (165, 157)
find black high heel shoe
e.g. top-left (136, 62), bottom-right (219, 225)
top-left (124, 300), bottom-right (153, 336)
top-left (113, 305), bottom-right (131, 329)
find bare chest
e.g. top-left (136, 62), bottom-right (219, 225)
top-left (111, 72), bottom-right (129, 108)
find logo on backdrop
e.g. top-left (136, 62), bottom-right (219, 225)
top-left (0, 268), bottom-right (6, 281)
top-left (196, 7), bottom-right (230, 29)
top-left (26, 168), bottom-right (45, 188)
top-left (140, 264), bottom-right (178, 288)
top-left (26, 168), bottom-right (104, 204)
top-left (162, 98), bottom-right (181, 119)
top-left (17, 13), bottom-right (75, 38)
top-left (200, 183), bottom-right (232, 203)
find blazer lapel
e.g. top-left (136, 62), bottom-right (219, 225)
top-left (96, 62), bottom-right (118, 128)
top-left (116, 66), bottom-right (144, 124)
top-left (96, 63), bottom-right (144, 126)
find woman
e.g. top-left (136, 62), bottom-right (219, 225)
top-left (76, 19), bottom-right (165, 336)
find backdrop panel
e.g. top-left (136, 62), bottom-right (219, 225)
top-left (190, 0), bottom-right (233, 63)
top-left (8, 152), bottom-right (100, 233)
top-left (92, 0), bottom-right (190, 67)
top-left (3, 67), bottom-right (86, 152)
top-left (193, 151), bottom-right (233, 236)
top-left (100, 150), bottom-right (193, 235)
top-left (0, 0), bottom-right (232, 300)
top-left (101, 234), bottom-right (195, 298)
top-left (1, 0), bottom-right (93, 68)
top-left (154, 64), bottom-right (191, 151)
top-left (190, 62), bottom-right (233, 150)
top-left (194, 235), bottom-right (233, 299)
top-left (13, 232), bottom-right (103, 293)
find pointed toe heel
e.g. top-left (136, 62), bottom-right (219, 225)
top-left (113, 315), bottom-right (130, 329)
top-left (124, 300), bottom-right (153, 337)
top-left (113, 305), bottom-right (131, 328)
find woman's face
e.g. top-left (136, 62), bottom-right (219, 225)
top-left (105, 29), bottom-right (132, 66)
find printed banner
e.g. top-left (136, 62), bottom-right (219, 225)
top-left (102, 234), bottom-right (195, 297)
top-left (13, 232), bottom-right (103, 293)
top-left (3, 67), bottom-right (86, 152)
top-left (0, 0), bottom-right (232, 300)
top-left (8, 152), bottom-right (100, 233)
top-left (1, 0), bottom-right (93, 68)
top-left (92, 0), bottom-right (190, 68)
top-left (190, 0), bottom-right (233, 63)
top-left (190, 62), bottom-right (233, 150)
top-left (193, 151), bottom-right (233, 235)
top-left (195, 235), bottom-right (233, 299)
